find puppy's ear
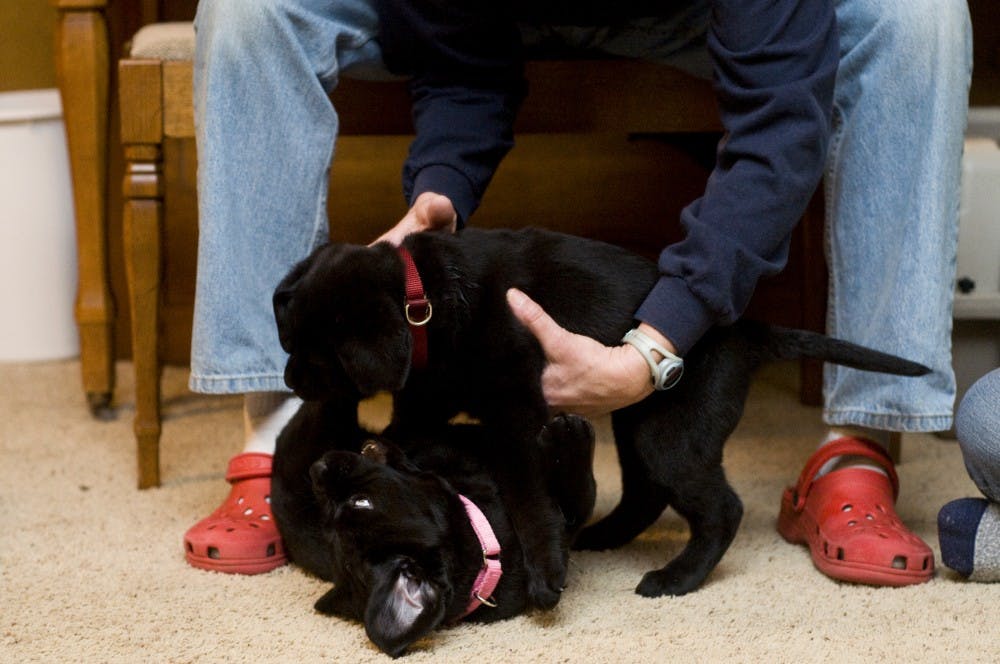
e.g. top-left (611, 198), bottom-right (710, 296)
top-left (315, 584), bottom-right (363, 621)
top-left (273, 257), bottom-right (312, 353)
top-left (336, 326), bottom-right (412, 395)
top-left (364, 558), bottom-right (445, 658)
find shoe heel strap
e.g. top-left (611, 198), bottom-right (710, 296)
top-left (226, 452), bottom-right (274, 482)
top-left (792, 437), bottom-right (898, 510)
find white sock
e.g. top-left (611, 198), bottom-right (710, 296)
top-left (815, 426), bottom-right (890, 478)
top-left (242, 392), bottom-right (303, 455)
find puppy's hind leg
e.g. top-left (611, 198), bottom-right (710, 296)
top-left (538, 414), bottom-right (597, 534)
top-left (573, 413), bottom-right (670, 551)
top-left (492, 428), bottom-right (568, 610)
top-left (635, 467), bottom-right (743, 598)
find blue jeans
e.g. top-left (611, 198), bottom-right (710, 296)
top-left (956, 369), bottom-right (1000, 503)
top-left (190, 0), bottom-right (972, 433)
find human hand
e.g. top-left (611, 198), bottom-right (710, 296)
top-left (371, 192), bottom-right (457, 246)
top-left (506, 288), bottom-right (671, 418)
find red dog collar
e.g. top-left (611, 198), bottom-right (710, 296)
top-left (457, 494), bottom-right (502, 618)
top-left (397, 246), bottom-right (431, 370)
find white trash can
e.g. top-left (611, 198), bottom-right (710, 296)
top-left (0, 89), bottom-right (79, 362)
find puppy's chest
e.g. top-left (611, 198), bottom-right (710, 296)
top-left (402, 354), bottom-right (539, 420)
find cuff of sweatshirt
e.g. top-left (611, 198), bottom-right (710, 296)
top-left (410, 165), bottom-right (477, 229)
top-left (633, 276), bottom-right (718, 356)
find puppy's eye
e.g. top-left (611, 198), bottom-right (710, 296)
top-left (348, 494), bottom-right (373, 510)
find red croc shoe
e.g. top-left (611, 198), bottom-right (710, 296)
top-left (777, 437), bottom-right (934, 586)
top-left (184, 452), bottom-right (287, 574)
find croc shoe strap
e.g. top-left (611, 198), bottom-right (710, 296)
top-left (790, 437), bottom-right (899, 511)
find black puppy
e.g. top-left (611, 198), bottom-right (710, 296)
top-left (273, 227), bottom-right (929, 599)
top-left (271, 411), bottom-right (597, 658)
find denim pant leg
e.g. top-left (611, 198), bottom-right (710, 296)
top-left (822, 0), bottom-right (973, 432)
top-left (189, 0), bottom-right (388, 395)
top-left (956, 369), bottom-right (1000, 503)
top-left (547, 2), bottom-right (971, 433)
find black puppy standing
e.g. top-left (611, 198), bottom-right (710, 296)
top-left (272, 227), bottom-right (930, 602)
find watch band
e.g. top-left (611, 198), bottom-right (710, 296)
top-left (622, 328), bottom-right (684, 390)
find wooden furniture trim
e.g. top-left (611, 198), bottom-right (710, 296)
top-left (161, 59), bottom-right (723, 140)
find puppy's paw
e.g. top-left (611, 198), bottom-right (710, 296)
top-left (523, 553), bottom-right (567, 611)
top-left (527, 576), bottom-right (563, 611)
top-left (634, 564), bottom-right (705, 598)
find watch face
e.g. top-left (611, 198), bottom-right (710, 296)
top-left (658, 361), bottom-right (684, 390)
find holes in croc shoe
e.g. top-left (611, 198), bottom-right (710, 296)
top-left (260, 514), bottom-right (271, 521)
top-left (267, 544), bottom-right (276, 557)
top-left (208, 547), bottom-right (220, 559)
top-left (892, 556), bottom-right (907, 570)
top-left (836, 547), bottom-right (845, 561)
top-left (847, 520), bottom-right (857, 527)
top-left (866, 513), bottom-right (875, 520)
top-left (244, 508), bottom-right (253, 516)
top-left (186, 542), bottom-right (193, 553)
top-left (842, 504), bottom-right (853, 512)
top-left (922, 557), bottom-right (931, 570)
top-left (265, 495), bottom-right (271, 504)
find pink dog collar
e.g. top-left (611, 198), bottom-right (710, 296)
top-left (457, 494), bottom-right (502, 618)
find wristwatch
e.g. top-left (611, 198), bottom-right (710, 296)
top-left (622, 328), bottom-right (684, 391)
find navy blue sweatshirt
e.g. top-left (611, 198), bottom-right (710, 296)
top-left (375, 1), bottom-right (839, 354)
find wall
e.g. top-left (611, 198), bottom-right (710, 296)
top-left (0, 0), bottom-right (57, 92)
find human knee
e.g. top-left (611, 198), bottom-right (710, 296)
top-left (195, 0), bottom-right (299, 54)
top-left (955, 369), bottom-right (1000, 486)
top-left (842, 0), bottom-right (970, 56)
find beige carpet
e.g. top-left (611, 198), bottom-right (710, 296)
top-left (2, 359), bottom-right (998, 663)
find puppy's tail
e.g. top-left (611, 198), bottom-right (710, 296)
top-left (741, 321), bottom-right (930, 376)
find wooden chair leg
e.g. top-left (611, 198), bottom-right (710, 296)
top-left (53, 0), bottom-right (116, 419)
top-left (123, 144), bottom-right (163, 489)
top-left (120, 60), bottom-right (165, 489)
top-left (888, 432), bottom-right (902, 464)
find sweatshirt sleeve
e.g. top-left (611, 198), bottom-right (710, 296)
top-left (375, 0), bottom-right (526, 225)
top-left (377, 0), bottom-right (838, 355)
top-left (635, 0), bottom-right (838, 354)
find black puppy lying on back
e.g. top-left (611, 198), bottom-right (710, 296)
top-left (272, 227), bottom-right (930, 601)
top-left (271, 408), bottom-right (597, 658)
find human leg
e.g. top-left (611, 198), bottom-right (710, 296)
top-left (190, 0), bottom-right (388, 396)
top-left (184, 0), bottom-right (388, 574)
top-left (780, 0), bottom-right (973, 586)
top-left (822, 0), bottom-right (971, 432)
top-left (939, 369), bottom-right (1000, 581)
